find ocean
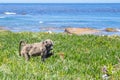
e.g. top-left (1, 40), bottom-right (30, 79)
top-left (0, 3), bottom-right (120, 34)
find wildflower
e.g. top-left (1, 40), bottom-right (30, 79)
top-left (59, 52), bottom-right (64, 60)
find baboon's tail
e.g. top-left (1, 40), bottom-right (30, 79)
top-left (19, 40), bottom-right (26, 56)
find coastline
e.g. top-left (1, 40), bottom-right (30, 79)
top-left (1, 26), bottom-right (120, 36)
top-left (0, 26), bottom-right (9, 32)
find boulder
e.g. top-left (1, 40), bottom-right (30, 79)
top-left (64, 28), bottom-right (100, 35)
top-left (0, 27), bottom-right (8, 32)
top-left (105, 28), bottom-right (119, 32)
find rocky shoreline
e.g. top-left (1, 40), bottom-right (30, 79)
top-left (0, 26), bottom-right (120, 35)
top-left (0, 27), bottom-right (8, 32)
top-left (64, 28), bottom-right (100, 35)
top-left (64, 27), bottom-right (120, 35)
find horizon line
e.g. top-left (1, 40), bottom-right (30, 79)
top-left (0, 2), bottom-right (120, 4)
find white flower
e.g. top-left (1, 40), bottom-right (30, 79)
top-left (102, 74), bottom-right (109, 80)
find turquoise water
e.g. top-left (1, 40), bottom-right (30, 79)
top-left (0, 3), bottom-right (120, 34)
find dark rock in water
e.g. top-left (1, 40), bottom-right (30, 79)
top-left (105, 28), bottom-right (119, 32)
top-left (21, 12), bottom-right (26, 15)
top-left (64, 28), bottom-right (100, 35)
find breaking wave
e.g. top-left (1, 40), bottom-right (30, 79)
top-left (4, 12), bottom-right (16, 15)
top-left (39, 21), bottom-right (44, 24)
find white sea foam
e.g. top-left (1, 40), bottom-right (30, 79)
top-left (4, 12), bottom-right (16, 15)
top-left (116, 29), bottom-right (120, 32)
top-left (39, 21), bottom-right (43, 24)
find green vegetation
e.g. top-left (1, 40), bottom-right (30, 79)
top-left (0, 31), bottom-right (120, 80)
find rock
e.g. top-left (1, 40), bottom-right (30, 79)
top-left (64, 28), bottom-right (100, 35)
top-left (105, 28), bottom-right (119, 32)
top-left (0, 27), bottom-right (8, 32)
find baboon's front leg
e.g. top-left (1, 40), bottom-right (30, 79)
top-left (41, 51), bottom-right (47, 62)
top-left (45, 51), bottom-right (54, 58)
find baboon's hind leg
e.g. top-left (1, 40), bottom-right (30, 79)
top-left (24, 53), bottom-right (30, 61)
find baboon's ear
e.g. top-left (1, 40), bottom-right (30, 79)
top-left (42, 41), bottom-right (47, 44)
top-left (45, 41), bottom-right (48, 43)
top-left (52, 41), bottom-right (54, 45)
top-left (42, 41), bottom-right (45, 44)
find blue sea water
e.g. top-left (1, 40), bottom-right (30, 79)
top-left (0, 3), bottom-right (120, 34)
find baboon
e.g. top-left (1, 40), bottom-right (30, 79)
top-left (19, 39), bottom-right (54, 61)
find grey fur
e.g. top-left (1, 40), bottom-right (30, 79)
top-left (19, 39), bottom-right (54, 61)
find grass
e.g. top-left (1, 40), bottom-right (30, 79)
top-left (0, 31), bottom-right (120, 80)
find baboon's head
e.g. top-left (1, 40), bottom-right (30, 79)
top-left (43, 39), bottom-right (54, 50)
